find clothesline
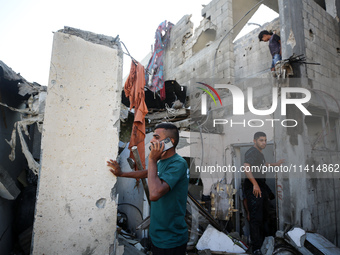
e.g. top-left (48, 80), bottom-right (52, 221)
top-left (120, 40), bottom-right (152, 75)
top-left (120, 39), bottom-right (161, 100)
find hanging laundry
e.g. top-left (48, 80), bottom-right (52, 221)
top-left (145, 20), bottom-right (174, 101)
top-left (124, 61), bottom-right (148, 170)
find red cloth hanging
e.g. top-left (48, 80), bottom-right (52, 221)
top-left (124, 61), bottom-right (148, 170)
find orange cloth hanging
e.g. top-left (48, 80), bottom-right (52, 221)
top-left (124, 61), bottom-right (148, 170)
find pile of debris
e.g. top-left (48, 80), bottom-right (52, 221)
top-left (115, 208), bottom-right (340, 255)
top-left (195, 225), bottom-right (340, 255)
top-left (121, 79), bottom-right (189, 130)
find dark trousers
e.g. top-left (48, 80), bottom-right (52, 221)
top-left (151, 242), bottom-right (186, 255)
top-left (244, 187), bottom-right (271, 251)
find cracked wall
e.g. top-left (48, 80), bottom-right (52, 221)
top-left (32, 28), bottom-right (122, 254)
top-left (0, 70), bottom-right (28, 255)
top-left (164, 0), bottom-right (234, 84)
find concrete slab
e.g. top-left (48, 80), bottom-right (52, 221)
top-left (306, 232), bottom-right (340, 255)
top-left (32, 29), bottom-right (122, 254)
top-left (287, 227), bottom-right (306, 247)
top-left (196, 224), bottom-right (245, 253)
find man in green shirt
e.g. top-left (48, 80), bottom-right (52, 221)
top-left (108, 123), bottom-right (189, 255)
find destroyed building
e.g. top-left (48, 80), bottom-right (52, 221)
top-left (0, 61), bottom-right (46, 254)
top-left (0, 0), bottom-right (340, 254)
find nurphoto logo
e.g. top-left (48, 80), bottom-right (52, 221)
top-left (196, 82), bottom-right (223, 115)
top-left (198, 83), bottom-right (312, 128)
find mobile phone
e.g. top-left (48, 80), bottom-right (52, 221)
top-left (149, 137), bottom-right (174, 151)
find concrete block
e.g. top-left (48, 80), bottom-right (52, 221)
top-left (214, 55), bottom-right (224, 66)
top-left (331, 62), bottom-right (339, 73)
top-left (322, 59), bottom-right (332, 70)
top-left (326, 12), bottom-right (334, 23)
top-left (261, 236), bottom-right (274, 255)
top-left (323, 17), bottom-right (330, 29)
top-left (196, 225), bottom-right (245, 253)
top-left (306, 4), bottom-right (313, 15)
top-left (216, 15), bottom-right (226, 27)
top-left (221, 19), bottom-right (233, 31)
top-left (215, 71), bottom-right (225, 79)
top-left (302, 10), bottom-right (308, 19)
top-left (306, 46), bottom-right (313, 58)
top-left (310, 17), bottom-right (319, 28)
top-left (184, 50), bottom-right (192, 59)
top-left (32, 29), bottom-right (122, 254)
top-left (202, 2), bottom-right (216, 19)
top-left (326, 27), bottom-right (334, 38)
top-left (314, 71), bottom-right (324, 83)
top-left (287, 227), bottom-right (306, 248)
top-left (320, 66), bottom-right (329, 77)
top-left (216, 0), bottom-right (225, 10)
top-left (212, 8), bottom-right (222, 20)
top-left (217, 61), bottom-right (231, 73)
top-left (197, 65), bottom-right (209, 75)
top-left (314, 10), bottom-right (322, 22)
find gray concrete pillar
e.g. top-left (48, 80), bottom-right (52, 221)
top-left (276, 0), bottom-right (310, 230)
top-left (279, 0), bottom-right (306, 60)
top-left (32, 28), bottom-right (122, 254)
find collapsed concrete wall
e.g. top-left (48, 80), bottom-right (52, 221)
top-left (164, 0), bottom-right (234, 85)
top-left (0, 64), bottom-right (27, 255)
top-left (32, 28), bottom-right (122, 254)
top-left (0, 61), bottom-right (45, 254)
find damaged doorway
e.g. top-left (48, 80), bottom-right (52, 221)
top-left (232, 143), bottom-right (277, 241)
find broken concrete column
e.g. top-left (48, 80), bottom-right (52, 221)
top-left (32, 27), bottom-right (122, 254)
top-left (275, 0), bottom-right (308, 231)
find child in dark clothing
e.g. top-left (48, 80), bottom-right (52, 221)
top-left (258, 30), bottom-right (282, 71)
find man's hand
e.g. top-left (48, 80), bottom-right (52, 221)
top-left (107, 159), bottom-right (123, 177)
top-left (149, 140), bottom-right (165, 162)
top-left (253, 183), bottom-right (262, 198)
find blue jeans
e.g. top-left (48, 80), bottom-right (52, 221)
top-left (271, 54), bottom-right (282, 69)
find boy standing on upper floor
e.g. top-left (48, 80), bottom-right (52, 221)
top-left (258, 30), bottom-right (282, 72)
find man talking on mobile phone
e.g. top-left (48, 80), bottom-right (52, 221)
top-left (107, 123), bottom-right (189, 255)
